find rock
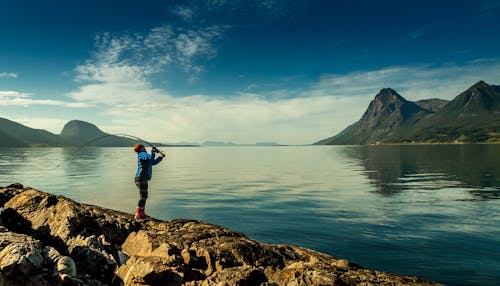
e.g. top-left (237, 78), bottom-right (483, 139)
top-left (0, 226), bottom-right (55, 285)
top-left (1, 188), bottom-right (141, 284)
top-left (0, 186), bottom-right (442, 286)
top-left (0, 184), bottom-right (27, 207)
top-left (200, 266), bottom-right (268, 286)
top-left (5, 183), bottom-right (23, 189)
top-left (43, 246), bottom-right (79, 284)
top-left (0, 227), bottom-right (44, 277)
top-left (333, 259), bottom-right (350, 270)
top-left (57, 256), bottom-right (77, 278)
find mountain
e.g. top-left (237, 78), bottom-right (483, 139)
top-left (315, 88), bottom-right (431, 145)
top-left (437, 80), bottom-right (500, 115)
top-left (0, 118), bottom-right (141, 147)
top-left (0, 117), bottom-right (61, 147)
top-left (399, 81), bottom-right (500, 143)
top-left (315, 81), bottom-right (500, 145)
top-left (59, 120), bottom-right (139, 147)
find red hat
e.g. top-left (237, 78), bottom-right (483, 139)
top-left (133, 143), bottom-right (144, 152)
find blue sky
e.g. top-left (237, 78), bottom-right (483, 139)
top-left (1, 0), bottom-right (500, 144)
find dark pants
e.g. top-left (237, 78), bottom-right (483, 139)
top-left (134, 177), bottom-right (148, 208)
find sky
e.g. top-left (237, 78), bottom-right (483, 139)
top-left (0, 0), bottom-right (499, 145)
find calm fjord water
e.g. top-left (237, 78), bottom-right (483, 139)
top-left (1, 145), bottom-right (499, 285)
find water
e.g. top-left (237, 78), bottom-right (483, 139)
top-left (1, 145), bottom-right (499, 285)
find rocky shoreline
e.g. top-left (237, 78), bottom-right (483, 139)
top-left (0, 184), bottom-right (441, 285)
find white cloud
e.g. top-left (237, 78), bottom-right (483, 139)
top-left (89, 91), bottom-right (356, 145)
top-left (70, 24), bottom-right (226, 106)
top-left (76, 24), bottom-right (223, 83)
top-left (0, 72), bottom-right (17, 78)
top-left (0, 91), bottom-right (31, 98)
top-left (174, 27), bottom-right (224, 72)
top-left (69, 24), bottom-right (225, 111)
top-left (0, 90), bottom-right (90, 108)
top-left (173, 6), bottom-right (194, 21)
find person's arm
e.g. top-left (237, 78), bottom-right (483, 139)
top-left (151, 148), bottom-right (164, 165)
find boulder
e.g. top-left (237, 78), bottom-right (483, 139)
top-left (0, 226), bottom-right (45, 281)
top-left (0, 226), bottom-right (80, 285)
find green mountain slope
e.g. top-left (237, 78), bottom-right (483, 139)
top-left (396, 81), bottom-right (500, 143)
top-left (315, 81), bottom-right (500, 145)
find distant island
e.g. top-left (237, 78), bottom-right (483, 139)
top-left (315, 81), bottom-right (500, 145)
top-left (200, 141), bottom-right (282, 147)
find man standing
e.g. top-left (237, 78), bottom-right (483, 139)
top-left (133, 143), bottom-right (165, 220)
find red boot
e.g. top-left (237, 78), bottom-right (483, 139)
top-left (134, 207), bottom-right (141, 220)
top-left (140, 207), bottom-right (151, 220)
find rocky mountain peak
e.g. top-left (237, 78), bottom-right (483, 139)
top-left (444, 80), bottom-right (500, 114)
top-left (374, 88), bottom-right (407, 104)
top-left (470, 80), bottom-right (487, 89)
top-left (361, 88), bottom-right (412, 123)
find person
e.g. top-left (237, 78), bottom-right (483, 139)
top-left (133, 143), bottom-right (165, 220)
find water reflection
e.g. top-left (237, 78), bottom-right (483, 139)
top-left (60, 147), bottom-right (104, 176)
top-left (0, 148), bottom-right (36, 177)
top-left (342, 144), bottom-right (500, 199)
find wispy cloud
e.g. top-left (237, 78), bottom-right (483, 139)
top-left (0, 72), bottom-right (17, 78)
top-left (172, 6), bottom-right (194, 21)
top-left (311, 59), bottom-right (500, 100)
top-left (75, 25), bottom-right (224, 83)
top-left (0, 90), bottom-right (89, 107)
top-left (70, 24), bottom-right (226, 112)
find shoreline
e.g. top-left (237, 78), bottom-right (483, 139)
top-left (0, 183), bottom-right (442, 285)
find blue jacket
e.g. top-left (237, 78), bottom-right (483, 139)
top-left (135, 150), bottom-right (163, 180)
